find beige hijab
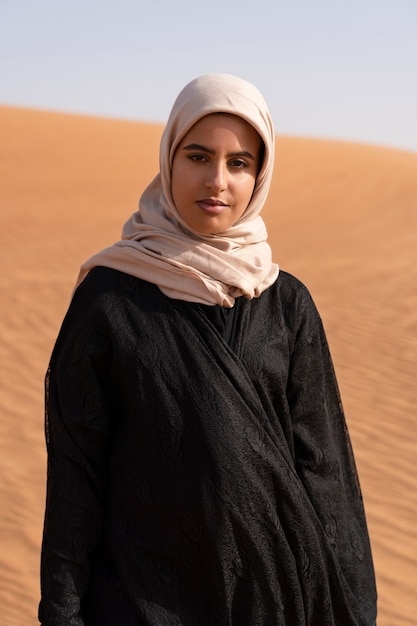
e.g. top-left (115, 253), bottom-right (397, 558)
top-left (75, 73), bottom-right (279, 307)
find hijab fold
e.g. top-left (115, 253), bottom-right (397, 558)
top-left (76, 73), bottom-right (279, 307)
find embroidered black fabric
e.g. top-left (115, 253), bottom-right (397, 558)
top-left (39, 267), bottom-right (377, 625)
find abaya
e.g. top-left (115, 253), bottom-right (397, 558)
top-left (39, 268), bottom-right (377, 625)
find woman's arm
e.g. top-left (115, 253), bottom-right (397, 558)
top-left (286, 285), bottom-right (377, 625)
top-left (39, 286), bottom-right (113, 625)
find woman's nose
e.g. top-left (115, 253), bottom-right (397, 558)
top-left (205, 162), bottom-right (226, 192)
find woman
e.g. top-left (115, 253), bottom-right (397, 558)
top-left (39, 73), bottom-right (377, 625)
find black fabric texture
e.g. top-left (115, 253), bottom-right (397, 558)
top-left (197, 302), bottom-right (238, 344)
top-left (39, 267), bottom-right (377, 625)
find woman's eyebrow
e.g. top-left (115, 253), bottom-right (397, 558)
top-left (182, 143), bottom-right (255, 160)
top-left (182, 143), bottom-right (215, 154)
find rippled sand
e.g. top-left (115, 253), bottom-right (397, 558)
top-left (1, 106), bottom-right (416, 625)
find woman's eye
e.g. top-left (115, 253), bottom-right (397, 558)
top-left (189, 154), bottom-right (207, 163)
top-left (229, 159), bottom-right (247, 169)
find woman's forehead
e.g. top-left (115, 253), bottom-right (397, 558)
top-left (181, 113), bottom-right (260, 141)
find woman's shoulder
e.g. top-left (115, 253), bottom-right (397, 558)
top-left (75, 266), bottom-right (139, 294)
top-left (54, 268), bottom-right (159, 351)
top-left (257, 269), bottom-right (323, 332)
top-left (63, 267), bottom-right (163, 332)
top-left (73, 266), bottom-right (158, 304)
top-left (267, 270), bottom-right (316, 308)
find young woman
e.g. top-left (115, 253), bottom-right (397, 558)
top-left (39, 73), bottom-right (377, 625)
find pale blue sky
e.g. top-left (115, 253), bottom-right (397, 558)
top-left (1, 0), bottom-right (417, 152)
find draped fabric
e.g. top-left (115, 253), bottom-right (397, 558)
top-left (39, 268), bottom-right (377, 625)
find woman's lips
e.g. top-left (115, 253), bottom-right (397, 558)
top-left (197, 199), bottom-right (228, 214)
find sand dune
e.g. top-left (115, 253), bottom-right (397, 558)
top-left (1, 105), bottom-right (416, 625)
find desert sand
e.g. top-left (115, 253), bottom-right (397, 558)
top-left (0, 105), bottom-right (416, 625)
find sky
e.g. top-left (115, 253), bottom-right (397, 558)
top-left (1, 0), bottom-right (417, 153)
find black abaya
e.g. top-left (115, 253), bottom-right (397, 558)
top-left (39, 267), bottom-right (377, 625)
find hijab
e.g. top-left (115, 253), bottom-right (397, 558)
top-left (75, 73), bottom-right (279, 307)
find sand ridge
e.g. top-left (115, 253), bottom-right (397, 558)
top-left (1, 105), bottom-right (416, 625)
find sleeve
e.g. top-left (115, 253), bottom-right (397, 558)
top-left (286, 285), bottom-right (377, 625)
top-left (38, 286), bottom-right (114, 625)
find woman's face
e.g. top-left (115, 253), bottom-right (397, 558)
top-left (171, 113), bottom-right (262, 235)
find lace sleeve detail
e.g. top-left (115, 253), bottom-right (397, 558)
top-left (287, 285), bottom-right (377, 621)
top-left (39, 286), bottom-right (113, 625)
